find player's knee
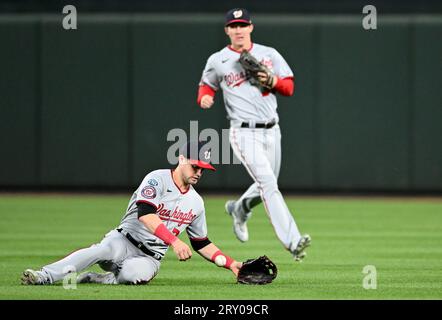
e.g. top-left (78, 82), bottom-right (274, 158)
top-left (99, 239), bottom-right (127, 262)
top-left (95, 243), bottom-right (114, 261)
top-left (117, 257), bottom-right (159, 285)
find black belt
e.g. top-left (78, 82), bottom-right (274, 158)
top-left (240, 121), bottom-right (276, 129)
top-left (116, 228), bottom-right (162, 261)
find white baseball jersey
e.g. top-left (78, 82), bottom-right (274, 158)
top-left (200, 43), bottom-right (294, 123)
top-left (118, 169), bottom-right (208, 259)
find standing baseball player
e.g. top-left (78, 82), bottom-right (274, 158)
top-left (197, 8), bottom-right (311, 261)
top-left (21, 141), bottom-right (243, 285)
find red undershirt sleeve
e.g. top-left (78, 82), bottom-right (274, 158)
top-left (273, 77), bottom-right (295, 96)
top-left (197, 84), bottom-right (216, 106)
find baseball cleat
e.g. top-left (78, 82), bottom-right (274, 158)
top-left (21, 269), bottom-right (50, 285)
top-left (77, 272), bottom-right (116, 284)
top-left (291, 234), bottom-right (312, 262)
top-left (225, 200), bottom-right (249, 242)
top-left (76, 272), bottom-right (95, 283)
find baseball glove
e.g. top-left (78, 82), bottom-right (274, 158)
top-left (239, 50), bottom-right (275, 91)
top-left (237, 255), bottom-right (277, 285)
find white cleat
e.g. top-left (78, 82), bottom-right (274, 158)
top-left (21, 269), bottom-right (50, 285)
top-left (77, 272), bottom-right (116, 284)
top-left (225, 200), bottom-right (249, 242)
top-left (290, 234), bottom-right (312, 262)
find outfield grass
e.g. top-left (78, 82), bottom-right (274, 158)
top-left (0, 193), bottom-right (441, 300)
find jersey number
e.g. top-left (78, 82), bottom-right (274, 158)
top-left (172, 228), bottom-right (181, 236)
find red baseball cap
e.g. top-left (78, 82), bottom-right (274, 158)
top-left (180, 140), bottom-right (216, 171)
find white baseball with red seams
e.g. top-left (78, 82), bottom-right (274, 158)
top-left (214, 255), bottom-right (227, 267)
top-left (199, 42), bottom-right (302, 251)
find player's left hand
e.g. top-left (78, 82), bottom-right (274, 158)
top-left (236, 255), bottom-right (278, 285)
top-left (229, 261), bottom-right (243, 276)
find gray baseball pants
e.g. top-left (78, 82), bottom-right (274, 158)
top-left (41, 230), bottom-right (160, 284)
top-left (229, 124), bottom-right (302, 250)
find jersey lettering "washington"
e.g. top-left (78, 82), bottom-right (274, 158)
top-left (156, 203), bottom-right (196, 226)
top-left (118, 169), bottom-right (207, 258)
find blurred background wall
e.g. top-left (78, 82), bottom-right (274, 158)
top-left (1, 0), bottom-right (442, 14)
top-left (0, 1), bottom-right (441, 192)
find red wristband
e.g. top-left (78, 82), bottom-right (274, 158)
top-left (197, 84), bottom-right (216, 106)
top-left (211, 250), bottom-right (234, 269)
top-left (154, 224), bottom-right (177, 245)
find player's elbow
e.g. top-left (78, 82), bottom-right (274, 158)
top-left (287, 79), bottom-right (295, 96)
top-left (190, 238), bottom-right (212, 251)
top-left (274, 77), bottom-right (295, 97)
top-left (279, 86), bottom-right (294, 97)
top-left (288, 83), bottom-right (295, 96)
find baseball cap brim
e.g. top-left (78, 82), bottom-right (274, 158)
top-left (225, 19), bottom-right (251, 26)
top-left (189, 159), bottom-right (216, 171)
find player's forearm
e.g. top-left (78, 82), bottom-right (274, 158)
top-left (139, 217), bottom-right (191, 261)
top-left (197, 243), bottom-right (219, 260)
top-left (139, 215), bottom-right (177, 245)
top-left (138, 214), bottom-right (163, 233)
top-left (198, 243), bottom-right (235, 269)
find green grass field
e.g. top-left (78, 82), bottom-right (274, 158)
top-left (0, 193), bottom-right (441, 300)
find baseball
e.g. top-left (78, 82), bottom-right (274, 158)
top-left (214, 255), bottom-right (227, 267)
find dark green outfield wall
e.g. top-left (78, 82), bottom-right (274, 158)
top-left (0, 14), bottom-right (441, 191)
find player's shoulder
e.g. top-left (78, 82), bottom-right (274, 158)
top-left (207, 49), bottom-right (226, 63)
top-left (142, 169), bottom-right (170, 184)
top-left (145, 168), bottom-right (168, 177)
top-left (188, 187), bottom-right (205, 207)
top-left (219, 46), bottom-right (235, 54)
top-left (253, 43), bottom-right (272, 50)
top-left (209, 46), bottom-right (238, 59)
top-left (253, 43), bottom-right (278, 54)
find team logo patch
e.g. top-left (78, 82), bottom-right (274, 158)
top-left (141, 186), bottom-right (157, 199)
top-left (233, 10), bottom-right (243, 18)
top-left (148, 179), bottom-right (158, 186)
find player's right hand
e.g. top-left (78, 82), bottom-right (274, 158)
top-left (230, 261), bottom-right (243, 277)
top-left (200, 95), bottom-right (214, 109)
top-left (171, 238), bottom-right (192, 261)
